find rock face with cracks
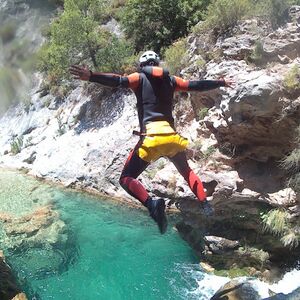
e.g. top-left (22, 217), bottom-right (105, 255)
top-left (1, 7), bottom-right (300, 281)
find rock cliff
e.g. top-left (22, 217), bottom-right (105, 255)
top-left (0, 6), bottom-right (300, 281)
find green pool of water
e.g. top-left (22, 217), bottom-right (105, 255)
top-left (0, 169), bottom-right (206, 300)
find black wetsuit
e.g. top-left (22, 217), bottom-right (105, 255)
top-left (89, 66), bottom-right (225, 132)
top-left (89, 66), bottom-right (225, 204)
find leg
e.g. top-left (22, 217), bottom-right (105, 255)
top-left (170, 151), bottom-right (214, 216)
top-left (119, 144), bottom-right (150, 205)
top-left (119, 141), bottom-right (168, 233)
top-left (170, 151), bottom-right (206, 201)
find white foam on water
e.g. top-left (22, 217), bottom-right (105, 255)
top-left (268, 268), bottom-right (300, 294)
top-left (187, 266), bottom-right (300, 299)
top-left (186, 272), bottom-right (230, 300)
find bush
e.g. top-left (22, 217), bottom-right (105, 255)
top-left (280, 124), bottom-right (300, 193)
top-left (262, 209), bottom-right (289, 236)
top-left (280, 125), bottom-right (300, 193)
top-left (283, 64), bottom-right (300, 94)
top-left (164, 39), bottom-right (188, 75)
top-left (10, 136), bottom-right (23, 155)
top-left (197, 107), bottom-right (209, 120)
top-left (95, 36), bottom-right (136, 73)
top-left (247, 40), bottom-right (265, 65)
top-left (254, 0), bottom-right (290, 28)
top-left (202, 0), bottom-right (252, 34)
top-left (37, 0), bottom-right (135, 86)
top-left (261, 209), bottom-right (300, 249)
top-left (121, 0), bottom-right (209, 52)
top-left (200, 0), bottom-right (295, 35)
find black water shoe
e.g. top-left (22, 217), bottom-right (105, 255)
top-left (146, 198), bottom-right (168, 234)
top-left (200, 199), bottom-right (214, 216)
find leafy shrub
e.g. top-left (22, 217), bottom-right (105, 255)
top-left (281, 148), bottom-right (300, 172)
top-left (254, 0), bottom-right (290, 28)
top-left (121, 0), bottom-right (209, 52)
top-left (197, 107), bottom-right (209, 120)
top-left (37, 0), bottom-right (134, 83)
top-left (164, 39), bottom-right (188, 75)
top-left (56, 114), bottom-right (66, 136)
top-left (95, 36), bottom-right (135, 73)
top-left (261, 208), bottom-right (300, 248)
top-left (10, 136), bottom-right (23, 155)
top-left (247, 40), bottom-right (265, 65)
top-left (281, 126), bottom-right (300, 193)
top-left (262, 209), bottom-right (289, 236)
top-left (202, 0), bottom-right (252, 34)
top-left (281, 230), bottom-right (300, 248)
top-left (0, 67), bottom-right (25, 114)
top-left (283, 64), bottom-right (300, 94)
top-left (199, 0), bottom-right (294, 35)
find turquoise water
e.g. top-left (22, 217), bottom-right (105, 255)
top-left (0, 170), bottom-right (205, 300)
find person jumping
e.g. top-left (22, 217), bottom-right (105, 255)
top-left (69, 50), bottom-right (233, 234)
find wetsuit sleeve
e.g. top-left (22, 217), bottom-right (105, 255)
top-left (173, 76), bottom-right (226, 92)
top-left (89, 72), bottom-right (140, 90)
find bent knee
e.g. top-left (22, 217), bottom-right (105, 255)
top-left (119, 176), bottom-right (131, 188)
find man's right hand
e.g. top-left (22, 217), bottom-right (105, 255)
top-left (69, 65), bottom-right (91, 81)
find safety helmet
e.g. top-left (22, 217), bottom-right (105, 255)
top-left (139, 50), bottom-right (160, 67)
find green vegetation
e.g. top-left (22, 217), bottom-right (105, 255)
top-left (283, 65), bottom-right (300, 93)
top-left (10, 136), bottom-right (24, 155)
top-left (261, 209), bottom-right (289, 236)
top-left (202, 145), bottom-right (216, 159)
top-left (202, 0), bottom-right (251, 34)
top-left (254, 0), bottom-right (290, 28)
top-left (261, 209), bottom-right (300, 248)
top-left (195, 0), bottom-right (294, 35)
top-left (121, 0), bottom-right (210, 52)
top-left (95, 36), bottom-right (135, 73)
top-left (56, 114), bottom-right (66, 136)
top-left (197, 107), bottom-right (209, 120)
top-left (164, 39), bottom-right (188, 75)
top-left (247, 40), bottom-right (265, 65)
top-left (37, 0), bottom-right (134, 83)
top-left (37, 0), bottom-right (298, 84)
top-left (281, 125), bottom-right (300, 193)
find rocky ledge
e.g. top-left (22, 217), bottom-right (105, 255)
top-left (0, 7), bottom-right (300, 282)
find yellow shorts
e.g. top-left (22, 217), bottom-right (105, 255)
top-left (137, 121), bottom-right (188, 162)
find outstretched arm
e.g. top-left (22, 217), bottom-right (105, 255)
top-left (173, 76), bottom-right (234, 91)
top-left (69, 65), bottom-right (140, 90)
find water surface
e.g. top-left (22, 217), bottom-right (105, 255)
top-left (0, 169), bottom-right (207, 300)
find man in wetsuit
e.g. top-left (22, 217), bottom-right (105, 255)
top-left (70, 50), bottom-right (233, 234)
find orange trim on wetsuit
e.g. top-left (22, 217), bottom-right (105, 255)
top-left (174, 77), bottom-right (189, 91)
top-left (88, 67), bottom-right (225, 205)
top-left (89, 67), bottom-right (225, 132)
top-left (127, 72), bottom-right (140, 91)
